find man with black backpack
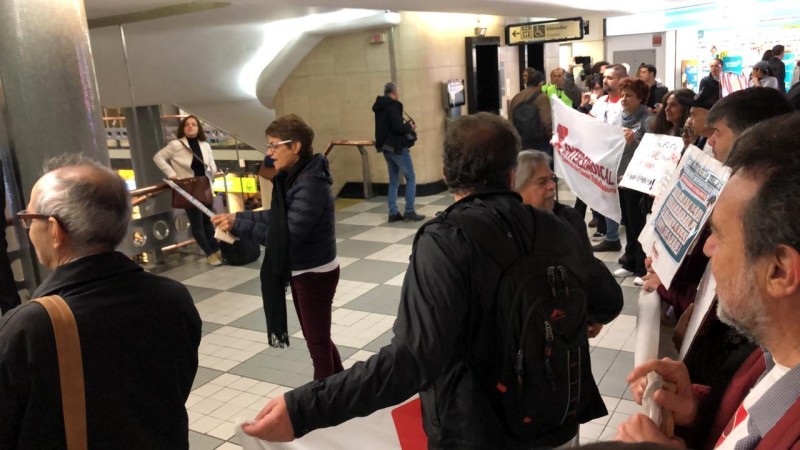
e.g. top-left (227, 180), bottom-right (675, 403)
top-left (509, 68), bottom-right (553, 155)
top-left (243, 112), bottom-right (622, 449)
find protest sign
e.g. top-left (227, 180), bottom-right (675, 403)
top-left (640, 146), bottom-right (730, 289)
top-left (620, 134), bottom-right (683, 195)
top-left (551, 97), bottom-right (625, 222)
top-left (679, 264), bottom-right (717, 360)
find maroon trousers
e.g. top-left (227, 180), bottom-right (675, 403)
top-left (290, 267), bottom-right (344, 380)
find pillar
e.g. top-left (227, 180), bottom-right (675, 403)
top-left (0, 0), bottom-right (109, 288)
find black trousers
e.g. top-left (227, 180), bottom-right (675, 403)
top-left (185, 208), bottom-right (220, 256)
top-left (619, 188), bottom-right (652, 276)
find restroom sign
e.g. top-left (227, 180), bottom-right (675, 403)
top-left (505, 17), bottom-right (584, 45)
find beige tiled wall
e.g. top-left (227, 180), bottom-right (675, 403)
top-left (273, 12), bottom-right (511, 196)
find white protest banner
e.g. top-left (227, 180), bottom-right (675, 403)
top-left (237, 398), bottom-right (426, 450)
top-left (551, 97), bottom-right (625, 222)
top-left (679, 264), bottom-right (717, 360)
top-left (640, 146), bottom-right (730, 289)
top-left (620, 134), bottom-right (683, 196)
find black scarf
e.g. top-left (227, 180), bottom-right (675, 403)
top-left (261, 155), bottom-right (313, 347)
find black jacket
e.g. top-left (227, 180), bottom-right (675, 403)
top-left (553, 202), bottom-right (624, 324)
top-left (232, 154), bottom-right (336, 270)
top-left (372, 95), bottom-right (412, 152)
top-left (285, 192), bottom-right (617, 448)
top-left (768, 56), bottom-right (786, 92)
top-left (0, 252), bottom-right (201, 449)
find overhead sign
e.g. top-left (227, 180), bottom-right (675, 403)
top-left (505, 17), bottom-right (584, 45)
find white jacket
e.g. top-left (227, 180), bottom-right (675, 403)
top-left (153, 138), bottom-right (217, 181)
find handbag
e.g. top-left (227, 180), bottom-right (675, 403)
top-left (171, 176), bottom-right (213, 209)
top-left (33, 295), bottom-right (87, 450)
top-left (171, 140), bottom-right (214, 209)
top-left (401, 111), bottom-right (418, 148)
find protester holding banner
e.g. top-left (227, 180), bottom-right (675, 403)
top-left (589, 64), bottom-right (627, 252)
top-left (615, 79), bottom-right (653, 282)
top-left (617, 114), bottom-right (800, 449)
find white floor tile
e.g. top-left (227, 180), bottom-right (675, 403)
top-left (338, 213), bottom-right (390, 226)
top-left (183, 266), bottom-right (260, 290)
top-left (365, 244), bottom-right (413, 263)
top-left (350, 227), bottom-right (418, 243)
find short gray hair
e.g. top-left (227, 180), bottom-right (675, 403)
top-left (514, 150), bottom-right (552, 191)
top-left (36, 154), bottom-right (131, 250)
top-left (384, 82), bottom-right (397, 96)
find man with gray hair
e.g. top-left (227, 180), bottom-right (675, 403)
top-left (0, 155), bottom-right (201, 448)
top-left (514, 150), bottom-right (622, 339)
top-left (372, 82), bottom-right (424, 223)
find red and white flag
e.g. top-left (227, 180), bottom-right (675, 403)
top-left (236, 398), bottom-right (427, 450)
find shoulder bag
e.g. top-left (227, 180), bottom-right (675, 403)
top-left (33, 295), bottom-right (88, 450)
top-left (171, 141), bottom-right (214, 209)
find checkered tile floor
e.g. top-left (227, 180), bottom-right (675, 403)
top-left (149, 185), bottom-right (655, 449)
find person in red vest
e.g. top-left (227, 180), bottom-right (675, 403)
top-left (615, 113), bottom-right (800, 449)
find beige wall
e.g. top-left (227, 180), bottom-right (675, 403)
top-left (273, 12), bottom-right (510, 196)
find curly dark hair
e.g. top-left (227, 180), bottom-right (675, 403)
top-left (265, 114), bottom-right (315, 159)
top-left (618, 78), bottom-right (650, 105)
top-left (443, 112), bottom-right (520, 195)
top-left (177, 115), bottom-right (207, 141)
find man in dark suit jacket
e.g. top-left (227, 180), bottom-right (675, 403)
top-left (768, 44), bottom-right (787, 92)
top-left (0, 154), bottom-right (201, 449)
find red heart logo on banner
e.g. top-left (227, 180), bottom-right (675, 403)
top-left (557, 124), bottom-right (569, 141)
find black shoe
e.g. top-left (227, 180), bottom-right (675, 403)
top-left (403, 211), bottom-right (426, 222)
top-left (388, 212), bottom-right (404, 223)
top-left (618, 254), bottom-right (629, 265)
top-left (590, 231), bottom-right (606, 242)
top-left (591, 240), bottom-right (622, 252)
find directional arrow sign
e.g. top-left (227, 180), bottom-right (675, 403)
top-left (505, 17), bottom-right (583, 45)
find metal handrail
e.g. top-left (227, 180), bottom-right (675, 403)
top-left (324, 140), bottom-right (375, 199)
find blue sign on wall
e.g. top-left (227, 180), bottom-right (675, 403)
top-left (722, 56), bottom-right (744, 76)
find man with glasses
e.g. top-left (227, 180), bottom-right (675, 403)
top-left (0, 154), bottom-right (201, 449)
top-left (514, 150), bottom-right (622, 339)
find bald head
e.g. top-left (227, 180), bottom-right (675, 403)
top-left (35, 154), bottom-right (131, 251)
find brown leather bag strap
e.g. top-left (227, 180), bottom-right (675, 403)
top-left (33, 295), bottom-right (88, 450)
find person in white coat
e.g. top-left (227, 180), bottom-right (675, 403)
top-left (154, 115), bottom-right (223, 265)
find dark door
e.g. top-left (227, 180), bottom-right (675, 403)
top-left (466, 37), bottom-right (501, 114)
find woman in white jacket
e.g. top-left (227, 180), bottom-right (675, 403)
top-left (153, 115), bottom-right (223, 265)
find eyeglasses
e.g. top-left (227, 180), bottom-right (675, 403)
top-left (16, 210), bottom-right (55, 229)
top-left (265, 140), bottom-right (292, 152)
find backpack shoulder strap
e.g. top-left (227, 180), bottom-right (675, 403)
top-left (437, 194), bottom-right (533, 269)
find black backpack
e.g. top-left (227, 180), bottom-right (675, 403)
top-left (416, 196), bottom-right (589, 439)
top-left (219, 239), bottom-right (261, 266)
top-left (512, 92), bottom-right (546, 147)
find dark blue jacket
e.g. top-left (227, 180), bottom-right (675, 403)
top-left (232, 154), bottom-right (336, 271)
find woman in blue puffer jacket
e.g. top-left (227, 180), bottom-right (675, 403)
top-left (212, 114), bottom-right (341, 380)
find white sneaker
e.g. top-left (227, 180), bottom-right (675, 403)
top-left (633, 276), bottom-right (645, 286)
top-left (613, 268), bottom-right (634, 278)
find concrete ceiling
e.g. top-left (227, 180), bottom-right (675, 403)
top-left (83, 0), bottom-right (708, 147)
